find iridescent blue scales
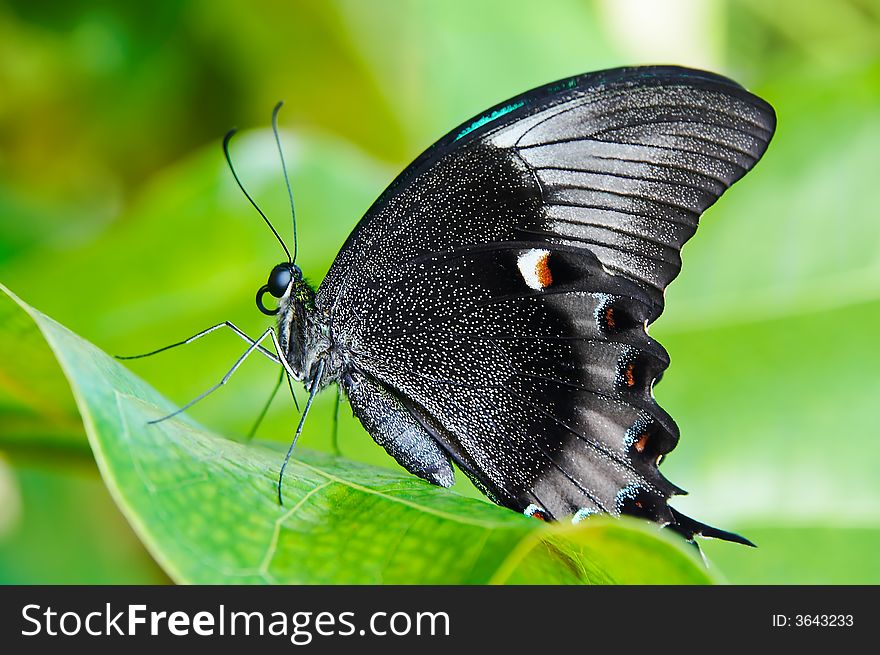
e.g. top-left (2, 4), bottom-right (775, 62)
top-left (276, 66), bottom-right (775, 544)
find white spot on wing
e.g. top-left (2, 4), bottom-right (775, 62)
top-left (517, 248), bottom-right (551, 290)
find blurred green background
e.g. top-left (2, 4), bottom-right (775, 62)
top-left (1, 0), bottom-right (879, 584)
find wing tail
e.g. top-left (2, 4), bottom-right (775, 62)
top-left (666, 506), bottom-right (755, 547)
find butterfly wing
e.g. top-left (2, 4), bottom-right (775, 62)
top-left (317, 66), bottom-right (775, 542)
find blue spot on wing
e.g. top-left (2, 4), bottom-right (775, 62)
top-left (451, 77), bottom-right (579, 142)
top-left (453, 101), bottom-right (525, 141)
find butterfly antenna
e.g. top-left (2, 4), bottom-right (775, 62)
top-left (271, 101), bottom-right (298, 264)
top-left (223, 128), bottom-right (292, 263)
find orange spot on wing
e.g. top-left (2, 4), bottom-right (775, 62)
top-left (605, 307), bottom-right (616, 329)
top-left (535, 252), bottom-right (553, 288)
top-left (634, 432), bottom-right (649, 453)
top-left (624, 362), bottom-right (636, 388)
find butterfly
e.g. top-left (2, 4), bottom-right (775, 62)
top-left (138, 65), bottom-right (775, 545)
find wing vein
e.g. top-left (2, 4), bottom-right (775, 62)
top-left (524, 135), bottom-right (751, 174)
top-left (535, 164), bottom-right (720, 196)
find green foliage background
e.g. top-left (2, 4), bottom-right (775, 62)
top-left (1, 0), bottom-right (879, 583)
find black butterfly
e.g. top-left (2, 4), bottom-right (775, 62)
top-left (139, 65), bottom-right (775, 545)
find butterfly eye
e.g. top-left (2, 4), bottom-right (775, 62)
top-left (267, 264), bottom-right (294, 297)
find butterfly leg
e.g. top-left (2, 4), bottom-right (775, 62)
top-left (277, 359), bottom-right (324, 505)
top-left (342, 370), bottom-right (454, 488)
top-left (148, 326), bottom-right (278, 425)
top-left (117, 321), bottom-right (279, 364)
top-left (245, 366), bottom-right (286, 440)
top-left (330, 384), bottom-right (342, 456)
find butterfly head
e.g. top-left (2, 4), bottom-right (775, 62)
top-left (256, 262), bottom-right (305, 316)
top-left (257, 261), bottom-right (322, 382)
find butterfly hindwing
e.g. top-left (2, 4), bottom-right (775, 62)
top-left (317, 66), bottom-right (775, 541)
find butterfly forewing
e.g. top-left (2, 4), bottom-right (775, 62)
top-left (315, 66), bottom-right (775, 542)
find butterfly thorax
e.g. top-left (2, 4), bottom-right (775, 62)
top-left (277, 279), bottom-right (338, 387)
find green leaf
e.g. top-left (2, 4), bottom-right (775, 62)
top-left (0, 283), bottom-right (711, 584)
top-left (492, 520), bottom-right (715, 585)
top-left (0, 291), bottom-right (85, 457)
